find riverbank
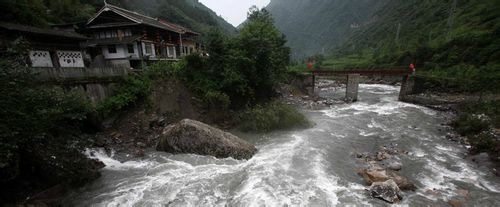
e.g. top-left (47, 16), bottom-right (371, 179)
top-left (63, 83), bottom-right (500, 206)
top-left (399, 82), bottom-right (500, 177)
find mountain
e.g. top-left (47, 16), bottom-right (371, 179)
top-left (0, 0), bottom-right (235, 34)
top-left (112, 0), bottom-right (236, 34)
top-left (266, 0), bottom-right (390, 59)
top-left (336, 0), bottom-right (500, 68)
top-left (268, 0), bottom-right (499, 69)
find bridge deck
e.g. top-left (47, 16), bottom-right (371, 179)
top-left (312, 68), bottom-right (411, 76)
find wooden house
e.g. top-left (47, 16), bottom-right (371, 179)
top-left (83, 3), bottom-right (201, 69)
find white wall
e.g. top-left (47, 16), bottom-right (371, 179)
top-left (29, 50), bottom-right (53, 67)
top-left (57, 51), bottom-right (85, 68)
top-left (102, 43), bottom-right (139, 59)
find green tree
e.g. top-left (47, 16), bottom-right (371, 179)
top-left (234, 7), bottom-right (290, 103)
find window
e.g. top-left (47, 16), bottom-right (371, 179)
top-left (167, 46), bottom-right (175, 57)
top-left (124, 29), bottom-right (132, 37)
top-left (127, 44), bottom-right (135, 54)
top-left (144, 43), bottom-right (152, 55)
top-left (108, 45), bottom-right (117, 54)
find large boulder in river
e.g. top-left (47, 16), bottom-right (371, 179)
top-left (358, 168), bottom-right (416, 191)
top-left (156, 119), bottom-right (257, 160)
top-left (370, 179), bottom-right (403, 203)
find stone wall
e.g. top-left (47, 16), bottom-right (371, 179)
top-left (34, 67), bottom-right (128, 104)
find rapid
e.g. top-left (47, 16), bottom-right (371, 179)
top-left (65, 84), bottom-right (500, 206)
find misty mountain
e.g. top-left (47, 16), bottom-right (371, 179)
top-left (266, 0), bottom-right (390, 59)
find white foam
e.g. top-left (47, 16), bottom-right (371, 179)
top-left (85, 149), bottom-right (158, 170)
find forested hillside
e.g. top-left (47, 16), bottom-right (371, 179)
top-left (266, 0), bottom-right (390, 59)
top-left (0, 0), bottom-right (235, 34)
top-left (336, 0), bottom-right (500, 68)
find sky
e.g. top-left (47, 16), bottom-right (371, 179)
top-left (199, 0), bottom-right (271, 27)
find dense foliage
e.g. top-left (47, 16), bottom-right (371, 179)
top-left (0, 0), bottom-right (100, 26)
top-left (0, 43), bottom-right (99, 202)
top-left (178, 7), bottom-right (290, 108)
top-left (238, 102), bottom-right (310, 132)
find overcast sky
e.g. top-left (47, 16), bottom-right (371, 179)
top-left (199, 0), bottom-right (271, 26)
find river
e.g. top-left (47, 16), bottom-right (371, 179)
top-left (65, 84), bottom-right (500, 206)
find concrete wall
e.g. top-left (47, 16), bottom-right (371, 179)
top-left (29, 51), bottom-right (53, 67)
top-left (34, 67), bottom-right (128, 82)
top-left (107, 59), bottom-right (130, 68)
top-left (102, 43), bottom-right (139, 60)
top-left (57, 51), bottom-right (85, 68)
top-left (346, 74), bottom-right (360, 102)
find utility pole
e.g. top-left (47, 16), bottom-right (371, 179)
top-left (395, 23), bottom-right (401, 44)
top-left (447, 0), bottom-right (458, 40)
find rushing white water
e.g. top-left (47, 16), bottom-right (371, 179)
top-left (65, 84), bottom-right (500, 206)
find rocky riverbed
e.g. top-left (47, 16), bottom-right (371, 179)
top-left (62, 83), bottom-right (500, 206)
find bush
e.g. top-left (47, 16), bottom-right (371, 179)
top-left (468, 133), bottom-right (497, 154)
top-left (96, 74), bottom-right (152, 117)
top-left (96, 62), bottom-right (178, 117)
top-left (452, 114), bottom-right (490, 136)
top-left (239, 102), bottom-right (311, 132)
top-left (0, 56), bottom-right (98, 201)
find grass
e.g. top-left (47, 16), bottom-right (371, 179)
top-left (238, 102), bottom-right (311, 132)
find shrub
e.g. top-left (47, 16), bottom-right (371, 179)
top-left (468, 133), bottom-right (497, 154)
top-left (0, 56), bottom-right (98, 201)
top-left (96, 62), bottom-right (178, 117)
top-left (452, 114), bottom-right (490, 136)
top-left (239, 102), bottom-right (311, 132)
top-left (96, 74), bottom-right (152, 117)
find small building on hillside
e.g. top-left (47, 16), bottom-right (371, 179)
top-left (83, 3), bottom-right (202, 68)
top-left (0, 22), bottom-right (89, 68)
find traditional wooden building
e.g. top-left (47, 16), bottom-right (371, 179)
top-left (83, 3), bottom-right (201, 68)
top-left (0, 22), bottom-right (89, 68)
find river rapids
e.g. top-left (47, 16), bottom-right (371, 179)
top-left (65, 84), bottom-right (500, 206)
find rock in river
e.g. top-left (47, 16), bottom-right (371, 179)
top-left (358, 168), bottom-right (416, 191)
top-left (156, 119), bottom-right (257, 160)
top-left (369, 179), bottom-right (403, 203)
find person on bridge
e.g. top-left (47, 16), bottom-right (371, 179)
top-left (409, 63), bottom-right (416, 76)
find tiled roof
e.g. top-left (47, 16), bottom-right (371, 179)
top-left (87, 4), bottom-right (199, 35)
top-left (158, 19), bottom-right (199, 35)
top-left (0, 22), bottom-right (88, 39)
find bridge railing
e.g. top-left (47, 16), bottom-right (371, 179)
top-left (312, 67), bottom-right (411, 76)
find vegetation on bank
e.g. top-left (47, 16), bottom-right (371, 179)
top-left (239, 102), bottom-right (311, 132)
top-left (0, 43), bottom-right (100, 202)
top-left (452, 100), bottom-right (500, 164)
